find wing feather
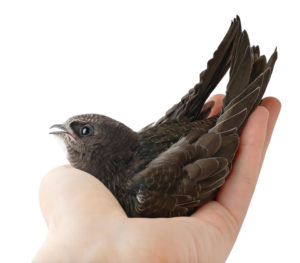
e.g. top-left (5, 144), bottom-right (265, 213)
top-left (126, 131), bottom-right (236, 217)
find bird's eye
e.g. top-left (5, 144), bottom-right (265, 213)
top-left (80, 124), bottom-right (94, 136)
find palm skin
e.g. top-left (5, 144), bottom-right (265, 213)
top-left (34, 95), bottom-right (280, 263)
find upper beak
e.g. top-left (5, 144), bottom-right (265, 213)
top-left (49, 124), bottom-right (67, 135)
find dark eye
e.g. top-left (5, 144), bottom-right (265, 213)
top-left (80, 124), bottom-right (94, 136)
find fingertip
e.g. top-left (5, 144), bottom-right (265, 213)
top-left (261, 96), bottom-right (281, 106)
top-left (208, 94), bottom-right (225, 117)
top-left (259, 97), bottom-right (281, 137)
top-left (256, 105), bottom-right (270, 119)
top-left (208, 94), bottom-right (225, 102)
top-left (261, 97), bottom-right (281, 114)
top-left (245, 105), bottom-right (270, 129)
top-left (259, 97), bottom-right (281, 157)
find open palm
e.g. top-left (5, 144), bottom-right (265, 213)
top-left (34, 95), bottom-right (280, 263)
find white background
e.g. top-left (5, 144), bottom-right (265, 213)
top-left (0, 0), bottom-right (299, 262)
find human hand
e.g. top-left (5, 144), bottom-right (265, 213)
top-left (34, 95), bottom-right (280, 263)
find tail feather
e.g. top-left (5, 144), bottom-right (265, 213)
top-left (211, 31), bottom-right (278, 134)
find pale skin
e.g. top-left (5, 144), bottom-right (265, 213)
top-left (34, 95), bottom-right (281, 263)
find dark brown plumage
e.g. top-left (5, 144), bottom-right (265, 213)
top-left (50, 16), bottom-right (277, 217)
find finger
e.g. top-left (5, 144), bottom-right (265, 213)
top-left (207, 94), bottom-right (224, 117)
top-left (259, 97), bottom-right (281, 167)
top-left (39, 165), bottom-right (126, 229)
top-left (216, 106), bottom-right (269, 226)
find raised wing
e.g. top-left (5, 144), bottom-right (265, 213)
top-left (155, 16), bottom-right (241, 125)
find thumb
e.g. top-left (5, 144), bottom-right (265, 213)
top-left (39, 165), bottom-right (126, 229)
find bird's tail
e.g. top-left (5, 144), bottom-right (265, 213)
top-left (210, 31), bottom-right (278, 134)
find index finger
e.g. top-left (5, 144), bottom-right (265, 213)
top-left (217, 98), bottom-right (280, 226)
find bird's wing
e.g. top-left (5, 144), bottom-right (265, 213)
top-left (212, 31), bottom-right (278, 134)
top-left (129, 25), bottom-right (277, 218)
top-left (153, 16), bottom-right (241, 125)
top-left (126, 129), bottom-right (239, 217)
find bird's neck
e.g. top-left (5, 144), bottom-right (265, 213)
top-left (69, 124), bottom-right (140, 197)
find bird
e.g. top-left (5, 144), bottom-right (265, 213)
top-left (50, 16), bottom-right (277, 217)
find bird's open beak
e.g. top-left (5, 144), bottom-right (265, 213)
top-left (50, 124), bottom-right (78, 141)
top-left (49, 124), bottom-right (68, 135)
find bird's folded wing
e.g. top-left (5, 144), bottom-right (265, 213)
top-left (126, 130), bottom-right (239, 217)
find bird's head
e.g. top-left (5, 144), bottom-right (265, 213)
top-left (50, 114), bottom-right (138, 174)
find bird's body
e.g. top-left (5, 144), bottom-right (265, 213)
top-left (51, 16), bottom-right (277, 217)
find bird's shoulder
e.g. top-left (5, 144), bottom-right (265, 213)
top-left (138, 117), bottom-right (218, 148)
top-left (134, 117), bottom-right (217, 169)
